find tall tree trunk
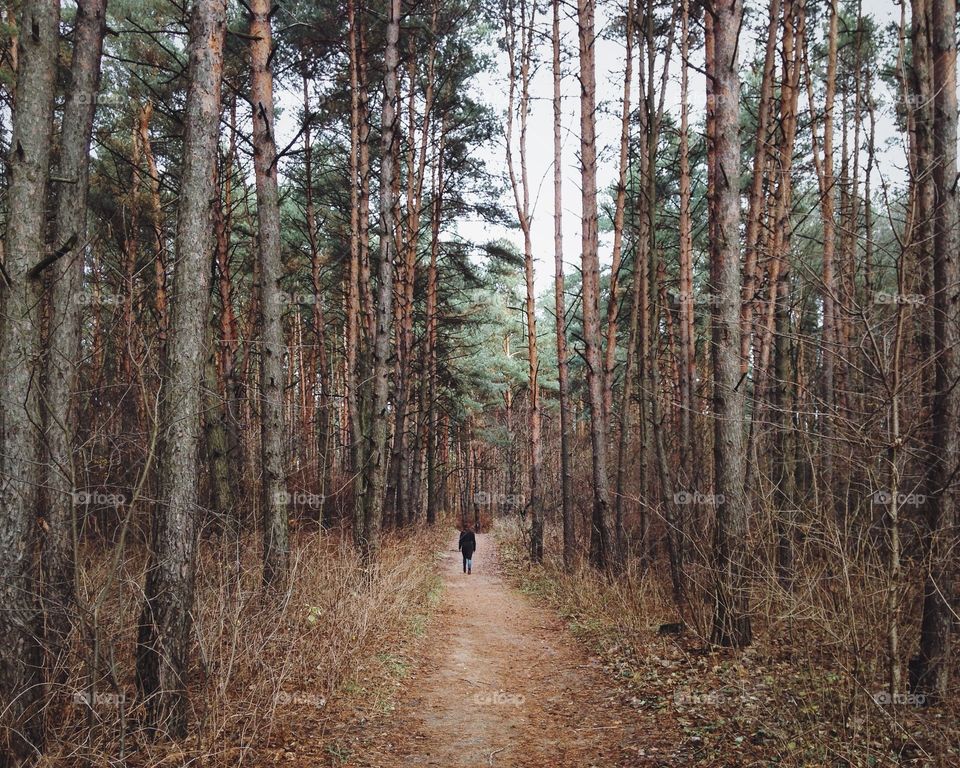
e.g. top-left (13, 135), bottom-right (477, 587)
top-left (552, 0), bottom-right (574, 569)
top-left (387, 20), bottom-right (436, 528)
top-left (819, 0), bottom-right (839, 500)
top-left (0, 0), bottom-right (59, 758)
top-left (302, 72), bottom-right (333, 523)
top-left (601, 0), bottom-right (634, 425)
top-left (425, 121), bottom-right (445, 527)
top-left (40, 0), bottom-right (107, 699)
top-left (740, 0), bottom-right (781, 371)
top-left (577, 0), bottom-right (613, 570)
top-left (250, 0), bottom-right (289, 588)
top-left (357, 0), bottom-right (400, 558)
top-left (770, 0), bottom-right (802, 590)
top-left (138, 101), bottom-right (169, 345)
top-left (677, 0), bottom-right (697, 496)
top-left (346, 0), bottom-right (364, 490)
top-left (709, 0), bottom-right (752, 648)
top-left (504, 0), bottom-right (541, 561)
top-left (214, 96), bottom-right (246, 526)
top-left (643, 2), bottom-right (682, 602)
top-left (135, 0), bottom-right (226, 737)
top-left (916, 0), bottom-right (958, 703)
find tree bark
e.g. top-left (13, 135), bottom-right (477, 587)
top-left (552, 0), bottom-right (575, 570)
top-left (677, 0), bottom-right (696, 495)
top-left (504, 0), bottom-right (542, 562)
top-left (601, 0), bottom-right (634, 425)
top-left (135, 0), bottom-right (226, 736)
top-left (357, 0), bottom-right (400, 559)
top-left (916, 0), bottom-right (958, 703)
top-left (346, 0), bottom-right (364, 490)
top-left (0, 0), bottom-right (59, 758)
top-left (425, 121), bottom-right (445, 527)
top-left (709, 0), bottom-right (752, 648)
top-left (40, 0), bottom-right (107, 700)
top-left (250, 0), bottom-right (289, 588)
top-left (577, 0), bottom-right (613, 570)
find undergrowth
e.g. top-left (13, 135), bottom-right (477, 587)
top-left (495, 516), bottom-right (959, 768)
top-left (40, 525), bottom-right (446, 767)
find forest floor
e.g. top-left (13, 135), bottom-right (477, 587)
top-left (327, 530), bottom-right (676, 767)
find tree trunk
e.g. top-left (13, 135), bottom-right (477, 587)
top-left (503, 0), bottom-right (542, 562)
top-left (425, 121), bottom-right (445, 526)
top-left (301, 72), bottom-right (333, 524)
top-left (916, 0), bottom-right (958, 703)
top-left (601, 0), bottom-right (634, 425)
top-left (577, 0), bottom-right (613, 570)
top-left (819, 0), bottom-right (839, 498)
top-left (0, 0), bottom-right (59, 758)
top-left (135, 0), bottom-right (226, 736)
top-left (40, 0), bottom-right (107, 700)
top-left (249, 0), bottom-right (289, 588)
top-left (346, 0), bottom-right (364, 490)
top-left (552, 0), bottom-right (575, 569)
top-left (357, 0), bottom-right (400, 559)
top-left (739, 0), bottom-right (781, 371)
top-left (709, 0), bottom-right (752, 649)
top-left (138, 101), bottom-right (169, 345)
top-left (677, 0), bottom-right (697, 495)
top-left (770, 0), bottom-right (802, 590)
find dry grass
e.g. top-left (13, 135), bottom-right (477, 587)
top-left (495, 516), bottom-right (960, 767)
top-left (40, 525), bottom-right (445, 766)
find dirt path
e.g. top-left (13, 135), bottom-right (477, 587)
top-left (348, 530), bottom-right (645, 767)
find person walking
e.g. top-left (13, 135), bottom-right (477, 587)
top-left (458, 526), bottom-right (477, 574)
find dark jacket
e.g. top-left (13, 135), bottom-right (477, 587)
top-left (458, 530), bottom-right (477, 557)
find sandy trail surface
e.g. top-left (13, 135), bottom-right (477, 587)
top-left (347, 530), bottom-right (645, 767)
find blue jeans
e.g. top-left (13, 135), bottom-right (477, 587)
top-left (463, 555), bottom-right (473, 572)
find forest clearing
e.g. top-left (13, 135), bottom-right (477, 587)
top-left (0, 0), bottom-right (958, 765)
